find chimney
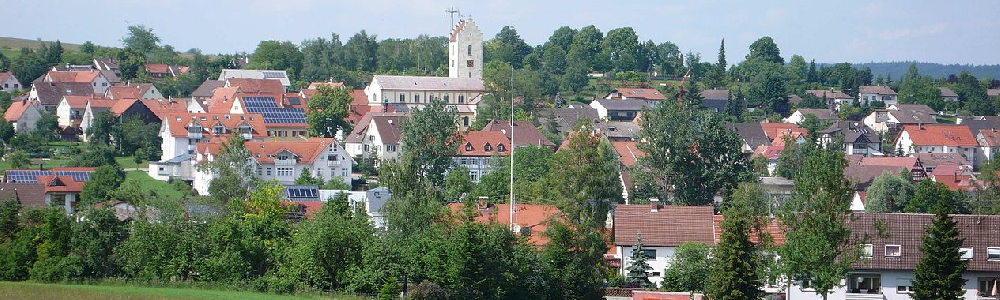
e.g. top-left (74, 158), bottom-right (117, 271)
top-left (650, 198), bottom-right (659, 212)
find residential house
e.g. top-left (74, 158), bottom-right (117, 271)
top-left (316, 187), bottom-right (392, 228)
top-left (482, 119), bottom-right (556, 149)
top-left (111, 98), bottom-right (188, 125)
top-left (590, 99), bottom-right (652, 121)
top-left (0, 183), bottom-right (48, 208)
top-left (363, 75), bottom-right (484, 127)
top-left (928, 164), bottom-right (977, 192)
top-left (760, 122), bottom-right (807, 141)
top-left (192, 138), bottom-right (352, 196)
top-left (343, 112), bottom-right (407, 162)
top-left (448, 203), bottom-right (560, 246)
top-left (151, 112), bottom-right (269, 181)
top-left (218, 69), bottom-right (292, 89)
top-left (144, 63), bottom-right (188, 78)
top-left (28, 81), bottom-right (94, 111)
top-left (93, 57), bottom-right (119, 75)
top-left (191, 80), bottom-right (225, 104)
top-left (699, 89), bottom-right (730, 112)
top-left (452, 130), bottom-right (510, 183)
top-left (818, 121), bottom-right (882, 156)
top-left (0, 72), bottom-right (22, 92)
top-left (224, 78), bottom-right (285, 95)
top-left (864, 104), bottom-right (938, 133)
top-left (913, 152), bottom-right (971, 173)
top-left (844, 155), bottom-right (925, 194)
top-left (612, 141), bottom-right (645, 203)
top-left (978, 128), bottom-right (1000, 163)
top-left (4, 100), bottom-right (44, 133)
top-left (612, 204), bottom-right (716, 286)
top-left (40, 70), bottom-right (111, 94)
top-left (787, 213), bottom-right (1000, 300)
top-left (535, 106), bottom-right (600, 136)
top-left (785, 108), bottom-right (838, 124)
top-left (595, 121), bottom-right (640, 142)
top-left (78, 98), bottom-right (117, 139)
top-left (606, 88), bottom-right (667, 101)
top-left (805, 89), bottom-right (854, 106)
top-left (894, 124), bottom-right (977, 165)
top-left (988, 89), bottom-right (999, 99)
top-left (210, 93), bottom-right (309, 138)
top-left (105, 83), bottom-right (163, 100)
top-left (726, 123), bottom-right (771, 153)
top-left (858, 85), bottom-right (898, 106)
top-left (939, 87), bottom-right (959, 102)
top-left (56, 95), bottom-right (103, 128)
top-left (3, 168), bottom-right (95, 215)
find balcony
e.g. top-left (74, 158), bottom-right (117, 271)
top-left (188, 132), bottom-right (203, 139)
top-left (241, 133), bottom-right (252, 140)
top-left (327, 160), bottom-right (340, 167)
top-left (274, 159), bottom-right (296, 166)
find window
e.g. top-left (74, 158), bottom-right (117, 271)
top-left (470, 172), bottom-right (478, 182)
top-left (399, 94), bottom-right (405, 102)
top-left (498, 144), bottom-right (506, 152)
top-left (861, 244), bottom-right (873, 258)
top-left (328, 155), bottom-right (337, 161)
top-left (386, 144), bottom-right (396, 152)
top-left (368, 135), bottom-right (375, 142)
top-left (960, 247), bottom-right (974, 260)
top-left (467, 45), bottom-right (472, 56)
top-left (885, 245), bottom-right (902, 257)
top-left (460, 158), bottom-right (468, 165)
top-left (102, 82), bottom-right (107, 86)
top-left (639, 249), bottom-right (655, 259)
top-left (847, 274), bottom-right (881, 294)
top-left (896, 279), bottom-right (913, 293)
top-left (277, 167), bottom-right (293, 177)
top-left (484, 143), bottom-right (492, 151)
top-left (463, 116), bottom-right (469, 127)
top-left (465, 144), bottom-right (473, 151)
top-left (458, 95), bottom-right (465, 103)
top-left (414, 94), bottom-right (420, 103)
top-left (277, 154), bottom-right (290, 160)
top-left (467, 60), bottom-right (474, 67)
top-left (266, 168), bottom-right (272, 176)
top-left (979, 277), bottom-right (999, 296)
top-left (444, 95), bottom-right (449, 102)
top-left (989, 247), bottom-right (1000, 261)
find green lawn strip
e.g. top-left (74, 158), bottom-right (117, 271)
top-left (0, 281), bottom-right (344, 300)
top-left (124, 170), bottom-right (185, 198)
top-left (116, 156), bottom-right (150, 169)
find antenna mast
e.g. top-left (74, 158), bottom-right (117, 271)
top-left (445, 7), bottom-right (460, 29)
top-left (509, 64), bottom-right (516, 231)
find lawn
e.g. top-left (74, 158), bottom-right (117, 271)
top-left (124, 170), bottom-right (186, 198)
top-left (0, 281), bottom-right (364, 300)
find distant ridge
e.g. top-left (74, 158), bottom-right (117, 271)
top-left (820, 61), bottom-right (1000, 80)
top-left (0, 36), bottom-right (83, 51)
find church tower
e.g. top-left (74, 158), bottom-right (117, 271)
top-left (448, 19), bottom-right (483, 80)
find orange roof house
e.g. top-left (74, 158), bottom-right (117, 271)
top-left (449, 203), bottom-right (561, 245)
top-left (456, 131), bottom-right (511, 157)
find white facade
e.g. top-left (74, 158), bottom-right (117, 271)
top-left (452, 156), bottom-right (501, 183)
top-left (448, 19), bottom-right (484, 80)
top-left (318, 187), bottom-right (391, 228)
top-left (7, 102), bottom-right (43, 133)
top-left (787, 271), bottom-right (996, 300)
top-left (191, 140), bottom-right (352, 196)
top-left (859, 92), bottom-right (898, 107)
top-left (894, 130), bottom-right (976, 162)
top-left (615, 245), bottom-right (676, 286)
top-left (344, 116), bottom-right (401, 162)
top-left (55, 98), bottom-right (86, 128)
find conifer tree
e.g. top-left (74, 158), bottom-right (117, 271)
top-left (911, 201), bottom-right (968, 300)
top-left (625, 232), bottom-right (653, 288)
top-left (707, 183), bottom-right (766, 300)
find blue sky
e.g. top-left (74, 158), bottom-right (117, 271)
top-left (5, 0), bottom-right (998, 65)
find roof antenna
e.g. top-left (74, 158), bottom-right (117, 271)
top-left (445, 7), bottom-right (460, 29)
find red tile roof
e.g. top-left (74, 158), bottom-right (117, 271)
top-left (712, 215), bottom-right (786, 246)
top-left (978, 129), bottom-right (1000, 147)
top-left (4, 100), bottom-right (39, 121)
top-left (145, 63), bottom-right (171, 74)
top-left (225, 78), bottom-right (285, 95)
top-left (45, 70), bottom-right (102, 83)
top-left (110, 99), bottom-right (139, 115)
top-left (849, 213), bottom-right (1000, 272)
top-left (38, 175), bottom-right (85, 193)
top-left (163, 112), bottom-right (268, 139)
top-left (611, 88), bottom-right (667, 101)
top-left (613, 205), bottom-right (716, 247)
top-left (859, 85), bottom-right (897, 95)
top-left (62, 95), bottom-right (95, 109)
top-left (87, 98), bottom-right (117, 109)
top-left (611, 141), bottom-right (643, 167)
top-left (205, 86), bottom-right (242, 113)
top-left (106, 83), bottom-right (155, 100)
top-left (901, 124), bottom-right (976, 147)
top-left (482, 120), bottom-right (555, 148)
top-left (759, 123), bottom-right (806, 140)
top-left (141, 99), bottom-right (190, 120)
top-left (449, 203), bottom-right (561, 245)
top-left (456, 131), bottom-right (511, 156)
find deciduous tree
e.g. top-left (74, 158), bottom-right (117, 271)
top-left (306, 85), bottom-right (352, 138)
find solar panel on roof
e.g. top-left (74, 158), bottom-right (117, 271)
top-left (4, 170), bottom-right (94, 183)
top-left (288, 97), bottom-right (301, 105)
top-left (262, 71), bottom-right (286, 79)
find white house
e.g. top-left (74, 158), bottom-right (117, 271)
top-left (318, 187), bottom-right (391, 228)
top-left (939, 87), bottom-right (959, 102)
top-left (805, 89), bottom-right (854, 107)
top-left (893, 124), bottom-right (977, 165)
top-left (56, 95), bottom-right (97, 128)
top-left (42, 70), bottom-right (111, 94)
top-left (3, 100), bottom-right (43, 133)
top-left (863, 104), bottom-right (937, 133)
top-left (787, 213), bottom-right (1000, 300)
top-left (612, 204), bottom-right (716, 286)
top-left (785, 108), bottom-right (838, 124)
top-left (977, 128), bottom-right (1000, 164)
top-left (858, 85), bottom-right (898, 106)
top-left (149, 112), bottom-right (269, 181)
top-left (343, 112), bottom-right (407, 162)
top-left (452, 130), bottom-right (510, 183)
top-left (105, 83), bottom-right (164, 100)
top-left (0, 72), bottom-right (22, 92)
top-left (448, 19), bottom-right (484, 80)
top-left (218, 69), bottom-right (291, 89)
top-left (192, 138), bottom-right (352, 196)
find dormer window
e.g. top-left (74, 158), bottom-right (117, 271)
top-left (277, 154), bottom-right (290, 160)
top-left (214, 124), bottom-right (225, 134)
top-left (484, 143), bottom-right (492, 151)
top-left (465, 144), bottom-right (473, 151)
top-left (498, 144), bottom-right (506, 152)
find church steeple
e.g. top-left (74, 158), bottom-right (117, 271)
top-left (448, 19), bottom-right (483, 80)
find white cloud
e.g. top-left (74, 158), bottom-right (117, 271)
top-left (879, 23), bottom-right (948, 40)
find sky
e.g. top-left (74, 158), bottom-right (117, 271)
top-left (4, 0), bottom-right (999, 65)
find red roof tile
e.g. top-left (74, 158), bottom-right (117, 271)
top-left (611, 141), bottom-right (643, 167)
top-left (4, 100), bottom-right (39, 121)
top-left (759, 123), bottom-right (806, 140)
top-left (613, 205), bottom-right (716, 247)
top-left (449, 203), bottom-right (561, 245)
top-left (457, 131), bottom-right (510, 156)
top-left (901, 124), bottom-right (976, 147)
top-left (610, 88), bottom-right (667, 101)
top-left (163, 112), bottom-right (268, 139)
top-left (225, 78), bottom-right (284, 95)
top-left (45, 70), bottom-right (102, 83)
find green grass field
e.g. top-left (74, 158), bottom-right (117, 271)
top-left (124, 170), bottom-right (186, 198)
top-left (0, 37), bottom-right (82, 59)
top-left (0, 281), bottom-right (364, 300)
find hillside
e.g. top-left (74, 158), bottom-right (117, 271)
top-left (0, 36), bottom-right (83, 58)
top-left (822, 61), bottom-right (1000, 80)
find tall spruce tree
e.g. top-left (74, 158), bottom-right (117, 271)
top-left (707, 182), bottom-right (767, 300)
top-left (911, 201), bottom-right (968, 300)
top-left (625, 233), bottom-right (653, 288)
